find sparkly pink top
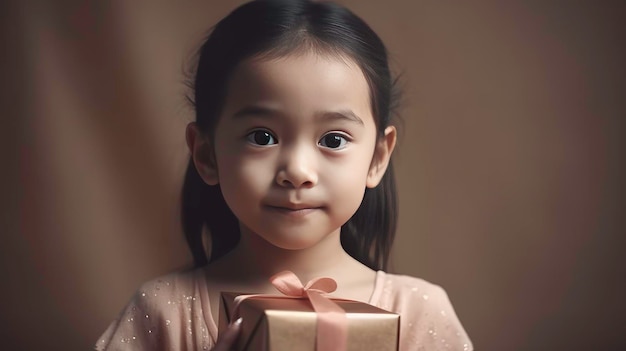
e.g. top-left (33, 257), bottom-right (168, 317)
top-left (95, 269), bottom-right (473, 351)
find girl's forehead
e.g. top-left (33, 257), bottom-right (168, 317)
top-left (223, 52), bottom-right (373, 122)
top-left (251, 49), bottom-right (359, 69)
top-left (239, 51), bottom-right (365, 83)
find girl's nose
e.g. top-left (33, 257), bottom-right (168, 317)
top-left (275, 147), bottom-right (318, 188)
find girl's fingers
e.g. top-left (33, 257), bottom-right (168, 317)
top-left (212, 318), bottom-right (243, 351)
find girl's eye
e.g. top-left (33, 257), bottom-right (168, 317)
top-left (319, 133), bottom-right (348, 149)
top-left (246, 130), bottom-right (277, 146)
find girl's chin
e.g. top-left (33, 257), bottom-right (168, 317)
top-left (249, 230), bottom-right (335, 252)
top-left (260, 237), bottom-right (324, 251)
top-left (238, 219), bottom-right (342, 251)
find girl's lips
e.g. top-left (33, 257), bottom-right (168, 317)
top-left (265, 205), bottom-right (321, 217)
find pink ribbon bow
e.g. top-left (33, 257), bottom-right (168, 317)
top-left (231, 271), bottom-right (348, 350)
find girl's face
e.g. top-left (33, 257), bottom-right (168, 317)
top-left (195, 52), bottom-right (394, 250)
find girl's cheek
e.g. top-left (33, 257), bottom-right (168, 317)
top-left (238, 156), bottom-right (276, 181)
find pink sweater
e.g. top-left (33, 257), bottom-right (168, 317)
top-left (96, 269), bottom-right (472, 350)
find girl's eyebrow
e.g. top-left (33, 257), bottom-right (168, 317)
top-left (231, 105), bottom-right (364, 126)
top-left (317, 109), bottom-right (364, 126)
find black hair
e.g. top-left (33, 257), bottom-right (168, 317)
top-left (182, 0), bottom-right (401, 271)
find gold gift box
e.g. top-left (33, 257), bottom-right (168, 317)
top-left (219, 292), bottom-right (400, 351)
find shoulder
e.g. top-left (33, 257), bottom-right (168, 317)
top-left (121, 269), bottom-right (201, 317)
top-left (135, 269), bottom-right (200, 303)
top-left (376, 272), bottom-right (447, 310)
top-left (96, 268), bottom-right (215, 351)
top-left (132, 267), bottom-right (213, 322)
top-left (376, 272), bottom-right (473, 351)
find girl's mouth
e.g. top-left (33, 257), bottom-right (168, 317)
top-left (265, 205), bottom-right (321, 217)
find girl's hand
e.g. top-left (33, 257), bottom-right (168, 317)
top-left (211, 318), bottom-right (242, 351)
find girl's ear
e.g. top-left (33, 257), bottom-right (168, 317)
top-left (366, 126), bottom-right (397, 188)
top-left (186, 122), bottom-right (219, 185)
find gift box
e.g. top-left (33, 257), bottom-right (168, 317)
top-left (218, 291), bottom-right (400, 351)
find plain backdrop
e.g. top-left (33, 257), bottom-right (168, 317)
top-left (2, 1), bottom-right (625, 350)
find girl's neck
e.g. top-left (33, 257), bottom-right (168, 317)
top-left (207, 226), bottom-right (372, 289)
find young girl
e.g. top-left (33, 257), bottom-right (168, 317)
top-left (96, 0), bottom-right (472, 350)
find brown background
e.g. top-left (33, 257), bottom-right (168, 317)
top-left (2, 1), bottom-right (625, 350)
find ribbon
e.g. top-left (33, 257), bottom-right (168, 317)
top-left (230, 271), bottom-right (348, 350)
